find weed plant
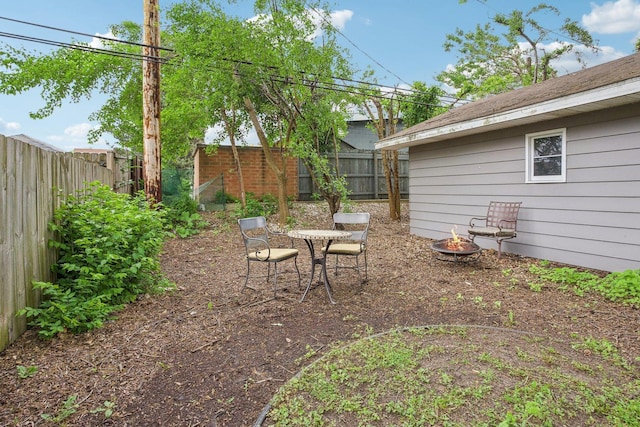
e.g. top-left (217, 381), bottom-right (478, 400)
top-left (163, 193), bottom-right (208, 238)
top-left (268, 327), bottom-right (640, 426)
top-left (529, 262), bottom-right (640, 306)
top-left (234, 193), bottom-right (278, 219)
top-left (18, 183), bottom-right (173, 338)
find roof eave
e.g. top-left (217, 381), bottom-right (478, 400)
top-left (375, 78), bottom-right (640, 150)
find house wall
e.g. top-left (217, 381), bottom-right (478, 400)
top-left (344, 121), bottom-right (377, 150)
top-left (408, 104), bottom-right (640, 272)
top-left (344, 120), bottom-right (405, 151)
top-left (194, 145), bottom-right (298, 201)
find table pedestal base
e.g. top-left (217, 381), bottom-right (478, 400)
top-left (300, 239), bottom-right (336, 304)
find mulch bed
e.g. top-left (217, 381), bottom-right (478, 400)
top-left (1, 201), bottom-right (638, 426)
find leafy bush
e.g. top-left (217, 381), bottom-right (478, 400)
top-left (18, 182), bottom-right (173, 338)
top-left (163, 193), bottom-right (208, 238)
top-left (234, 193), bottom-right (278, 218)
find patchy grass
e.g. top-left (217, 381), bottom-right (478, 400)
top-left (266, 325), bottom-right (640, 426)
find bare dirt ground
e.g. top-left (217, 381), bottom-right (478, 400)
top-left (1, 201), bottom-right (639, 426)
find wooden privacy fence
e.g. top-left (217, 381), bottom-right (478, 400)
top-left (298, 150), bottom-right (409, 200)
top-left (0, 135), bottom-right (133, 352)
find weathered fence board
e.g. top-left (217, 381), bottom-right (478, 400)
top-left (0, 135), bottom-right (117, 352)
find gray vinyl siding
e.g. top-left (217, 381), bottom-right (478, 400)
top-left (408, 106), bottom-right (640, 272)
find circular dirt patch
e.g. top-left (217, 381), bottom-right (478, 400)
top-left (263, 325), bottom-right (639, 426)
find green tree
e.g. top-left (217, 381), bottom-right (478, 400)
top-left (399, 81), bottom-right (446, 128)
top-left (166, 0), bottom-right (354, 223)
top-left (0, 0), bottom-right (355, 222)
top-left (438, 3), bottom-right (597, 100)
top-left (355, 79), bottom-right (444, 220)
top-left (361, 89), bottom-right (402, 220)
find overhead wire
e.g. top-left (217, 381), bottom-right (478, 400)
top-left (304, 4), bottom-right (412, 87)
top-left (0, 15), bottom-right (173, 52)
top-left (0, 15), bottom-right (454, 108)
top-left (0, 31), bottom-right (167, 64)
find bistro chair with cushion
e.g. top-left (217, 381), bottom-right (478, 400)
top-left (468, 201), bottom-right (522, 258)
top-left (238, 216), bottom-right (301, 298)
top-left (322, 212), bottom-right (370, 283)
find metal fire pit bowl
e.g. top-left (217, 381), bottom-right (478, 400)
top-left (431, 238), bottom-right (482, 263)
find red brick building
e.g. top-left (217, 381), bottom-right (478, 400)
top-left (194, 145), bottom-right (299, 202)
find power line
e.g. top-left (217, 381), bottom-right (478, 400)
top-left (0, 15), bottom-right (173, 52)
top-left (0, 14), bottom-right (458, 97)
top-left (304, 5), bottom-right (412, 87)
top-left (0, 19), bottom-right (457, 108)
top-left (0, 31), bottom-right (167, 63)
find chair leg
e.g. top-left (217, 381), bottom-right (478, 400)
top-left (241, 259), bottom-right (251, 292)
top-left (497, 239), bottom-right (503, 258)
top-left (272, 262), bottom-right (278, 298)
top-left (363, 251), bottom-right (368, 282)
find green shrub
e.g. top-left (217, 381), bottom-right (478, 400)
top-left (234, 193), bottom-right (278, 218)
top-left (18, 182), bottom-right (173, 338)
top-left (163, 193), bottom-right (208, 238)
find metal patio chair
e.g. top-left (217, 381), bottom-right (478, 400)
top-left (238, 216), bottom-right (301, 298)
top-left (468, 201), bottom-right (522, 258)
top-left (323, 212), bottom-right (370, 283)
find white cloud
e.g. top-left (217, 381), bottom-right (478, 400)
top-left (248, 8), bottom-right (353, 42)
top-left (88, 31), bottom-right (116, 49)
top-left (64, 123), bottom-right (93, 139)
top-left (583, 0), bottom-right (640, 34)
top-left (533, 41), bottom-right (627, 74)
top-left (307, 9), bottom-right (353, 39)
top-left (205, 124), bottom-right (260, 146)
top-left (328, 10), bottom-right (354, 31)
top-left (0, 118), bottom-right (21, 132)
top-left (47, 123), bottom-right (112, 151)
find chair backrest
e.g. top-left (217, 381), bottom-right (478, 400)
top-left (485, 201), bottom-right (521, 230)
top-left (333, 212), bottom-right (370, 242)
top-left (238, 216), bottom-right (269, 250)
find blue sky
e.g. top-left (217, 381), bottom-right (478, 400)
top-left (0, 0), bottom-right (639, 151)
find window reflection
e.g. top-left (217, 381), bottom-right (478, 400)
top-left (533, 135), bottom-right (562, 176)
top-left (533, 158), bottom-right (561, 176)
top-left (534, 135), bottom-right (562, 156)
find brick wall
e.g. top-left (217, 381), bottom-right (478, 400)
top-left (194, 145), bottom-right (299, 200)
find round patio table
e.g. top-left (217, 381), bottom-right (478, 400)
top-left (287, 229), bottom-right (352, 304)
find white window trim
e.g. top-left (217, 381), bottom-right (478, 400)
top-left (525, 128), bottom-right (566, 183)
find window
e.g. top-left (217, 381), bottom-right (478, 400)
top-left (525, 128), bottom-right (566, 183)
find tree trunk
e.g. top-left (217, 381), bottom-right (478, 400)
top-left (382, 150), bottom-right (400, 220)
top-left (390, 150), bottom-right (400, 220)
top-left (243, 96), bottom-right (290, 224)
top-left (220, 109), bottom-right (246, 208)
top-left (142, 0), bottom-right (162, 204)
top-left (365, 97), bottom-right (401, 221)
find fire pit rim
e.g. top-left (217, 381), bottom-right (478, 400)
top-left (430, 237), bottom-right (482, 256)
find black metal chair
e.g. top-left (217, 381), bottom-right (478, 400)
top-left (238, 216), bottom-right (301, 298)
top-left (468, 201), bottom-right (522, 258)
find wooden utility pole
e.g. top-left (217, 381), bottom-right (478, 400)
top-left (142, 0), bottom-right (162, 203)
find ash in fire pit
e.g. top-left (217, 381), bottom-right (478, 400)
top-left (431, 227), bottom-right (482, 262)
